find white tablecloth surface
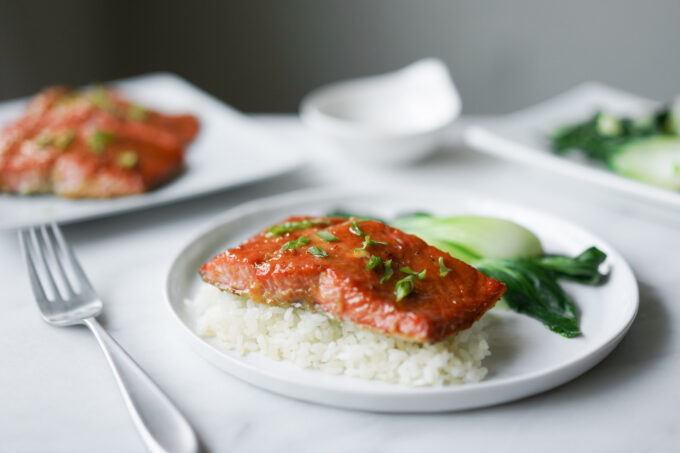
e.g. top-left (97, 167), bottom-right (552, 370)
top-left (2, 115), bottom-right (678, 453)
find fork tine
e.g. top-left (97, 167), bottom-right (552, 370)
top-left (18, 229), bottom-right (54, 316)
top-left (29, 227), bottom-right (64, 302)
top-left (49, 222), bottom-right (95, 294)
top-left (40, 224), bottom-right (75, 297)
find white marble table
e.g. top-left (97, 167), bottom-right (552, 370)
top-left (1, 115), bottom-right (678, 453)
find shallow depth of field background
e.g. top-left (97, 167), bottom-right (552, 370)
top-left (1, 0), bottom-right (678, 113)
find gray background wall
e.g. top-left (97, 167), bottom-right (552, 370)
top-left (1, 0), bottom-right (678, 114)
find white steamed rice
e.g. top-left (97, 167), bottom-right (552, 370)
top-left (188, 284), bottom-right (490, 386)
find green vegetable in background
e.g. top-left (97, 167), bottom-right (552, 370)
top-left (608, 138), bottom-right (680, 191)
top-left (550, 100), bottom-right (680, 191)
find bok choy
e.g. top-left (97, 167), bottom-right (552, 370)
top-left (475, 247), bottom-right (606, 337)
top-left (550, 100), bottom-right (680, 191)
top-left (392, 214), bottom-right (544, 263)
top-left (393, 214), bottom-right (607, 338)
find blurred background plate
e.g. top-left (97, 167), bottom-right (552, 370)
top-left (464, 83), bottom-right (680, 211)
top-left (0, 73), bottom-right (304, 230)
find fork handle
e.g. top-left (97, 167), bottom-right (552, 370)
top-left (84, 318), bottom-right (200, 453)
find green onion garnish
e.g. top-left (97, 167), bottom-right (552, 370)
top-left (355, 235), bottom-right (388, 252)
top-left (366, 255), bottom-right (382, 270)
top-left (307, 246), bottom-right (329, 258)
top-left (395, 275), bottom-right (416, 301)
top-left (88, 87), bottom-right (115, 111)
top-left (439, 257), bottom-right (451, 277)
top-left (54, 130), bottom-right (75, 150)
top-left (315, 231), bottom-right (339, 242)
top-left (380, 259), bottom-right (394, 283)
top-left (118, 150), bottom-right (138, 168)
top-left (127, 104), bottom-right (147, 121)
top-left (399, 266), bottom-right (427, 280)
top-left (281, 236), bottom-right (310, 251)
top-left (366, 236), bottom-right (387, 247)
top-left (87, 130), bottom-right (115, 154)
top-left (267, 219), bottom-right (330, 237)
top-left (36, 134), bottom-right (53, 148)
top-left (349, 220), bottom-right (364, 237)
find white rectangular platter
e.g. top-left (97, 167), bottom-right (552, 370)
top-left (0, 73), bottom-right (304, 230)
top-left (464, 83), bottom-right (680, 211)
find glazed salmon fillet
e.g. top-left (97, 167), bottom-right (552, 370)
top-left (200, 216), bottom-right (506, 343)
top-left (0, 86), bottom-right (199, 198)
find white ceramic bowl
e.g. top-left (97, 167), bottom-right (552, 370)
top-left (300, 59), bottom-right (461, 165)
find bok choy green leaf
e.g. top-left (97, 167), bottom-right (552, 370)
top-left (476, 247), bottom-right (607, 337)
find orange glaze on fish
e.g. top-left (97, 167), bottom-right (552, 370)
top-left (0, 86), bottom-right (199, 198)
top-left (200, 216), bottom-right (506, 343)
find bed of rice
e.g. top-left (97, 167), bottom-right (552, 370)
top-left (188, 284), bottom-right (490, 386)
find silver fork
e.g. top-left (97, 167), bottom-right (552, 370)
top-left (19, 223), bottom-right (200, 453)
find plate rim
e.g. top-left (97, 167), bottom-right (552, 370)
top-left (164, 186), bottom-right (639, 409)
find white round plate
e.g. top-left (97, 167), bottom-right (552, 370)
top-left (165, 187), bottom-right (638, 412)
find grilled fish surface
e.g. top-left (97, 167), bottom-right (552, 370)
top-left (0, 86), bottom-right (199, 198)
top-left (200, 216), bottom-right (506, 343)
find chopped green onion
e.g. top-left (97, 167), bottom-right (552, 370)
top-left (55, 91), bottom-right (79, 107)
top-left (366, 255), bottom-right (382, 270)
top-left (315, 231), bottom-right (339, 242)
top-left (327, 210), bottom-right (386, 223)
top-left (355, 235), bottom-right (388, 251)
top-left (400, 266), bottom-right (427, 280)
top-left (438, 257), bottom-right (451, 277)
top-left (307, 246), bottom-right (328, 258)
top-left (349, 220), bottom-right (364, 237)
top-left (87, 130), bottom-right (115, 154)
top-left (366, 236), bottom-right (387, 246)
top-left (88, 86), bottom-right (115, 111)
top-left (118, 150), bottom-right (138, 168)
top-left (127, 104), bottom-right (147, 121)
top-left (267, 219), bottom-right (330, 237)
top-left (394, 275), bottom-right (416, 301)
top-left (54, 130), bottom-right (75, 150)
top-left (36, 134), bottom-right (53, 148)
top-left (281, 236), bottom-right (310, 251)
top-left (37, 130), bottom-right (75, 150)
top-left (380, 259), bottom-right (394, 283)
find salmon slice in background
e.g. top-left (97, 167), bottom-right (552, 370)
top-left (200, 216), bottom-right (506, 343)
top-left (0, 86), bottom-right (199, 198)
